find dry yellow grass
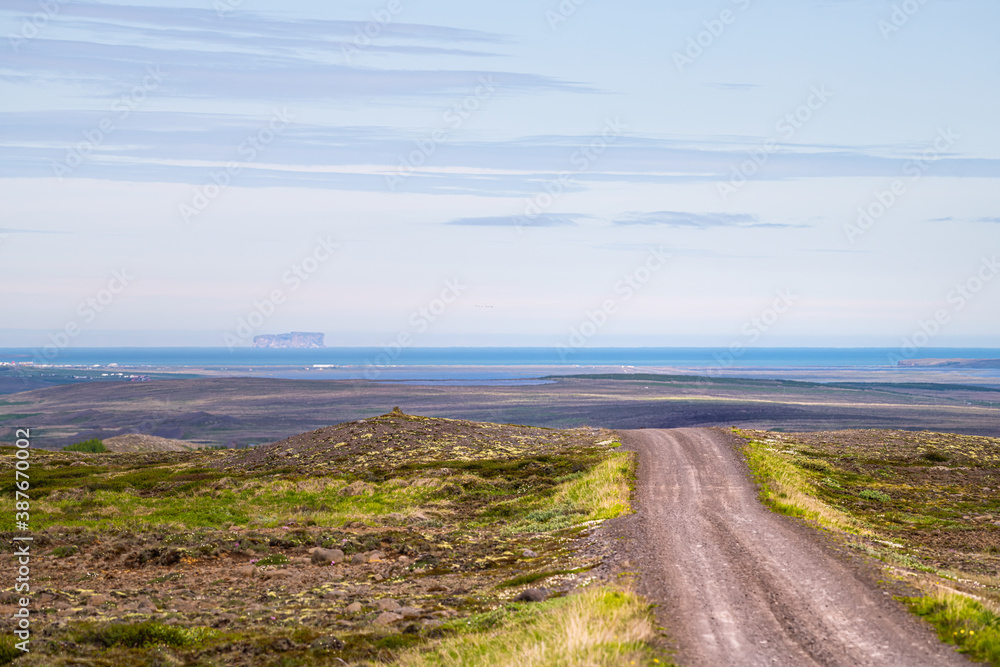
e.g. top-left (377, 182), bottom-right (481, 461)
top-left (396, 587), bottom-right (660, 667)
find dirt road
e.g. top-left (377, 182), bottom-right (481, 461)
top-left (620, 428), bottom-right (966, 666)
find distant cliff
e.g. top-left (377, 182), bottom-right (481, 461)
top-left (252, 332), bottom-right (325, 349)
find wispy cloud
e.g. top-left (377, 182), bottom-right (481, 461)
top-left (0, 228), bottom-right (68, 234)
top-left (611, 211), bottom-right (795, 229)
top-left (446, 213), bottom-right (585, 227)
top-left (708, 82), bottom-right (759, 91)
top-left (1, 2), bottom-right (584, 103)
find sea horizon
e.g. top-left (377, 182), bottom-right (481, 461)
top-left (3, 346), bottom-right (999, 369)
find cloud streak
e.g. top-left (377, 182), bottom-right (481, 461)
top-left (612, 211), bottom-right (799, 229)
top-left (446, 213), bottom-right (585, 227)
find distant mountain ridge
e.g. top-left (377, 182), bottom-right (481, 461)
top-left (252, 332), bottom-right (325, 349)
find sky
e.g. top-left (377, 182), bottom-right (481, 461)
top-left (1, 0), bottom-right (998, 349)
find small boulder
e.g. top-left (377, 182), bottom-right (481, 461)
top-left (263, 569), bottom-right (292, 581)
top-left (398, 606), bottom-right (422, 619)
top-left (376, 599), bottom-right (400, 612)
top-left (345, 602), bottom-right (363, 613)
top-left (311, 548), bottom-right (345, 566)
top-left (514, 588), bottom-right (548, 603)
top-left (311, 636), bottom-right (345, 650)
top-left (374, 611), bottom-right (403, 625)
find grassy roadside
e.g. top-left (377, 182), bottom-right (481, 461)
top-left (1, 415), bottom-right (668, 666)
top-left (396, 587), bottom-right (660, 666)
top-left (737, 428), bottom-right (1000, 665)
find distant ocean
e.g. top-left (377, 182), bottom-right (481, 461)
top-left (2, 347), bottom-right (998, 369)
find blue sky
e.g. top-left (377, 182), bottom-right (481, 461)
top-left (1, 0), bottom-right (998, 348)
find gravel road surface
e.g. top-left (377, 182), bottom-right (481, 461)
top-left (620, 428), bottom-right (967, 666)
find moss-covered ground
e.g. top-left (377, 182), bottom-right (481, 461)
top-left (0, 411), bottom-right (667, 666)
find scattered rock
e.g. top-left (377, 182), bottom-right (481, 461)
top-left (263, 569), bottom-right (293, 581)
top-left (310, 548), bottom-right (345, 566)
top-left (310, 636), bottom-right (345, 650)
top-left (514, 588), bottom-right (548, 603)
top-left (374, 611), bottom-right (403, 625)
top-left (212, 613), bottom-right (236, 628)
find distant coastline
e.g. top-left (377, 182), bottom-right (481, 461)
top-left (897, 358), bottom-right (1000, 369)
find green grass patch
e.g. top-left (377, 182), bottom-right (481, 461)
top-left (859, 489), bottom-right (891, 503)
top-left (496, 566), bottom-right (594, 588)
top-left (903, 591), bottom-right (1000, 665)
top-left (0, 413), bottom-right (39, 423)
top-left (740, 435), bottom-right (860, 532)
top-left (254, 553), bottom-right (290, 566)
top-left (71, 621), bottom-right (219, 649)
top-left (499, 452), bottom-right (634, 534)
top-left (0, 635), bottom-right (21, 665)
top-left (51, 545), bottom-right (78, 558)
top-left (63, 438), bottom-right (108, 453)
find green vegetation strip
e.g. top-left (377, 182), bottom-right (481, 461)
top-left (904, 591), bottom-right (1000, 664)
